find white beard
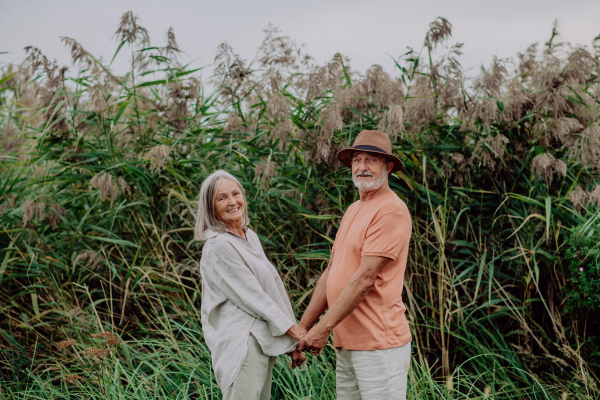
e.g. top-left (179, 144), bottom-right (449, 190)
top-left (353, 168), bottom-right (388, 191)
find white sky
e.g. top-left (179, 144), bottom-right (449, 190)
top-left (1, 0), bottom-right (599, 81)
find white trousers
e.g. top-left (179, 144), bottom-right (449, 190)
top-left (222, 334), bottom-right (276, 400)
top-left (335, 342), bottom-right (411, 400)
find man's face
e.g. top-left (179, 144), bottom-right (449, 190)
top-left (351, 151), bottom-right (393, 191)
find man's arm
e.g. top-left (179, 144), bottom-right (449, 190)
top-left (298, 251), bottom-right (335, 332)
top-left (298, 255), bottom-right (390, 355)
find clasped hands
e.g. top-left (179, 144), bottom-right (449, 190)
top-left (286, 324), bottom-right (332, 369)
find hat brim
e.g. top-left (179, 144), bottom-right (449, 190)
top-left (337, 147), bottom-right (404, 173)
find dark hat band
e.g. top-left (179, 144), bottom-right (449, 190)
top-left (351, 145), bottom-right (388, 154)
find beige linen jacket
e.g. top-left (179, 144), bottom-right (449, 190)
top-left (200, 228), bottom-right (296, 392)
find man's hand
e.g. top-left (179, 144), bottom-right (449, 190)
top-left (298, 325), bottom-right (332, 356)
top-left (287, 348), bottom-right (306, 369)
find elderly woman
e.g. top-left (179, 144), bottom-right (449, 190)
top-left (195, 170), bottom-right (306, 400)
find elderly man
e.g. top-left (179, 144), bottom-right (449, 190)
top-left (298, 130), bottom-right (413, 400)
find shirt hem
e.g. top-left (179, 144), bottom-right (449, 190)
top-left (333, 335), bottom-right (412, 351)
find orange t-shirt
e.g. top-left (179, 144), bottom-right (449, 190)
top-left (327, 187), bottom-right (412, 350)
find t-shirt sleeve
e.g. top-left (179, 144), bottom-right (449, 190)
top-left (361, 209), bottom-right (409, 260)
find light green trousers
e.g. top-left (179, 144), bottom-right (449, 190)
top-left (222, 334), bottom-right (276, 400)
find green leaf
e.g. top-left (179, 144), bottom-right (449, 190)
top-left (87, 235), bottom-right (139, 248)
top-left (110, 40), bottom-right (127, 66)
top-left (31, 293), bottom-right (40, 320)
top-left (474, 250), bottom-right (487, 300)
top-left (0, 72), bottom-right (17, 86)
top-left (545, 197), bottom-right (552, 241)
top-left (298, 213), bottom-right (333, 220)
top-left (0, 242), bottom-right (13, 285)
top-left (339, 56), bottom-right (352, 86)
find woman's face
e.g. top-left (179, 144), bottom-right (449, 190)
top-left (214, 178), bottom-right (245, 227)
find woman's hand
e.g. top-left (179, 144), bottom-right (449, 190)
top-left (286, 325), bottom-right (308, 341)
top-left (287, 348), bottom-right (306, 369)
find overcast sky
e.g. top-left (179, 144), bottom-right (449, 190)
top-left (1, 0), bottom-right (599, 81)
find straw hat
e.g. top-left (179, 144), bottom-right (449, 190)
top-left (337, 130), bottom-right (404, 173)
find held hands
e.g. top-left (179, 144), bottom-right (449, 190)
top-left (297, 324), bottom-right (331, 356)
top-left (286, 325), bottom-right (308, 369)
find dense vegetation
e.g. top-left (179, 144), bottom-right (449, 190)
top-left (1, 12), bottom-right (599, 398)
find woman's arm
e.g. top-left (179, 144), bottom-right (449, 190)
top-left (211, 246), bottom-right (295, 336)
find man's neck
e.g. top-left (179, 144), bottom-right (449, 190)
top-left (358, 181), bottom-right (391, 202)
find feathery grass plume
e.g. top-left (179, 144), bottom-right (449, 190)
top-left (254, 162), bottom-right (276, 184)
top-left (266, 93), bottom-right (290, 119)
top-left (470, 134), bottom-right (510, 172)
top-left (441, 152), bottom-right (469, 185)
top-left (66, 307), bottom-right (94, 328)
top-left (113, 11), bottom-right (151, 70)
top-left (562, 47), bottom-right (599, 86)
top-left (60, 37), bottom-right (95, 70)
top-left (223, 112), bottom-right (246, 134)
top-left (535, 118), bottom-right (583, 146)
top-left (378, 104), bottom-right (404, 140)
top-left (54, 339), bottom-right (76, 352)
top-left (424, 17), bottom-right (453, 50)
top-left (531, 153), bottom-right (567, 185)
top-left (258, 24), bottom-right (309, 70)
top-left (166, 82), bottom-right (191, 133)
top-left (114, 11), bottom-right (149, 45)
top-left (0, 124), bottom-right (24, 155)
top-left (75, 250), bottom-right (103, 270)
top-left (362, 65), bottom-right (405, 109)
top-left (140, 144), bottom-right (171, 174)
top-left (568, 126), bottom-right (600, 170)
top-left (335, 85), bottom-right (368, 122)
top-left (91, 331), bottom-right (122, 348)
top-left (588, 185), bottom-right (600, 208)
top-left (23, 47), bottom-right (70, 137)
top-left (81, 347), bottom-right (110, 362)
top-left (164, 27), bottom-right (180, 59)
top-left (474, 56), bottom-right (507, 96)
top-left (436, 42), bottom-right (465, 114)
top-left (569, 186), bottom-right (587, 211)
top-left (60, 375), bottom-right (84, 385)
top-left (22, 199), bottom-right (46, 226)
top-left (48, 202), bottom-right (67, 230)
top-left (213, 42), bottom-right (252, 103)
top-left (0, 195), bottom-right (16, 213)
top-left (404, 74), bottom-right (436, 134)
top-left (89, 172), bottom-right (119, 205)
top-left (271, 118), bottom-right (295, 145)
top-left (87, 85), bottom-right (108, 116)
top-left (296, 53), bottom-right (345, 101)
top-left (518, 43), bottom-right (538, 81)
top-left (118, 178), bottom-right (131, 196)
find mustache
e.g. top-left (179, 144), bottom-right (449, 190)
top-left (355, 171), bottom-right (374, 177)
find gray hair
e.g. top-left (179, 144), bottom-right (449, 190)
top-left (194, 170), bottom-right (250, 241)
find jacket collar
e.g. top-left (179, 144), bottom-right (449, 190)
top-left (204, 229), bottom-right (219, 240)
top-left (205, 227), bottom-right (250, 240)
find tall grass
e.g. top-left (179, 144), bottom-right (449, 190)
top-left (1, 13), bottom-right (599, 398)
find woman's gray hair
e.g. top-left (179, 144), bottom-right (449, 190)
top-left (195, 170), bottom-right (250, 241)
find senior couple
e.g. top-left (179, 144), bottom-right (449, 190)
top-left (196, 130), bottom-right (413, 400)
